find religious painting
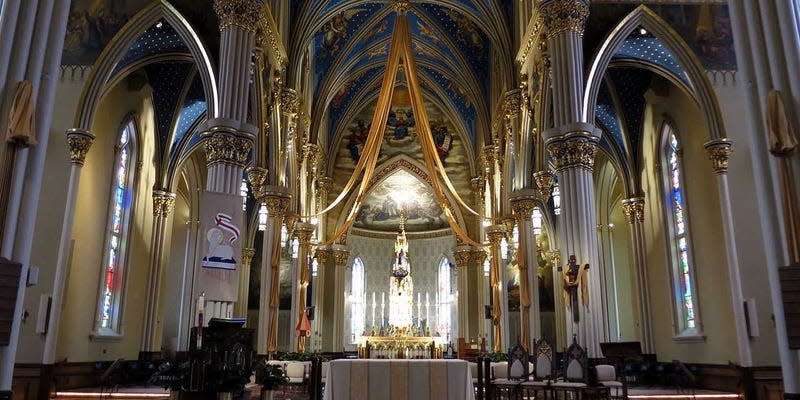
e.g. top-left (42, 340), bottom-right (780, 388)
top-left (197, 191), bottom-right (242, 302)
top-left (354, 169), bottom-right (447, 232)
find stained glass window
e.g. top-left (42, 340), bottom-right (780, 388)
top-left (662, 123), bottom-right (698, 333)
top-left (438, 258), bottom-right (452, 341)
top-left (97, 121), bottom-right (136, 334)
top-left (350, 257), bottom-right (365, 343)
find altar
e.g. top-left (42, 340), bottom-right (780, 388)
top-left (357, 335), bottom-right (444, 359)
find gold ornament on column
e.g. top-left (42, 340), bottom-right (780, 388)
top-left (280, 88), bottom-right (301, 115)
top-left (246, 166), bottom-right (268, 200)
top-left (213, 0), bottom-right (261, 32)
top-left (152, 191), bottom-right (177, 217)
top-left (264, 191), bottom-right (291, 217)
top-left (703, 138), bottom-right (733, 175)
top-left (547, 135), bottom-right (598, 171)
top-left (203, 130), bottom-right (254, 167)
top-left (621, 198), bottom-right (645, 224)
top-left (454, 246), bottom-right (472, 268)
top-left (540, 0), bottom-right (590, 38)
top-left (332, 247), bottom-right (350, 268)
top-left (511, 198), bottom-right (537, 221)
top-left (533, 171), bottom-right (554, 202)
top-left (66, 129), bottom-right (95, 166)
top-left (242, 247), bottom-right (256, 265)
top-left (315, 248), bottom-right (332, 265)
top-left (503, 89), bottom-right (522, 120)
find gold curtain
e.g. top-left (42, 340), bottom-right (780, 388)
top-left (766, 90), bottom-right (800, 263)
top-left (267, 216), bottom-right (283, 354)
top-left (517, 224), bottom-right (531, 349)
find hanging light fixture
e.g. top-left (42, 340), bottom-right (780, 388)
top-left (311, 258), bottom-right (319, 277)
top-left (532, 207), bottom-right (543, 235)
top-left (483, 259), bottom-right (490, 277)
top-left (552, 182), bottom-right (561, 216)
top-left (240, 179), bottom-right (248, 211)
top-left (258, 203), bottom-right (268, 231)
top-left (281, 225), bottom-right (289, 246)
top-left (291, 238), bottom-right (299, 259)
top-left (500, 237), bottom-right (508, 260)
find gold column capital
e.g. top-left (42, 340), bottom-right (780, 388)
top-left (280, 88), bottom-right (301, 115)
top-left (202, 128), bottom-right (254, 167)
top-left (487, 224), bottom-right (507, 246)
top-left (704, 138), bottom-right (733, 175)
top-left (246, 166), bottom-right (268, 200)
top-left (263, 189), bottom-right (291, 216)
top-left (302, 142), bottom-right (319, 165)
top-left (483, 145), bottom-right (499, 167)
top-left (533, 171), bottom-right (554, 202)
top-left (502, 89), bottom-right (522, 120)
top-left (293, 222), bottom-right (316, 245)
top-left (315, 248), bottom-right (332, 264)
top-left (331, 245), bottom-right (350, 267)
top-left (66, 129), bottom-right (95, 166)
top-left (472, 249), bottom-right (488, 266)
top-left (214, 0), bottom-right (261, 32)
top-left (547, 133), bottom-right (599, 171)
top-left (540, 0), bottom-right (590, 38)
top-left (621, 197), bottom-right (645, 224)
top-left (511, 192), bottom-right (538, 220)
top-left (316, 176), bottom-right (333, 193)
top-left (453, 245), bottom-right (473, 267)
top-left (393, 1), bottom-right (410, 14)
top-left (152, 190), bottom-right (176, 217)
top-left (242, 247), bottom-right (256, 264)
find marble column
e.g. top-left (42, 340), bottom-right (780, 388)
top-left (140, 190), bottom-right (177, 355)
top-left (487, 224), bottom-right (507, 351)
top-left (293, 222), bottom-right (315, 352)
top-left (704, 139), bottom-right (752, 366)
top-left (534, 171), bottom-right (566, 348)
top-left (454, 245), bottom-right (472, 341)
top-left (541, 0), bottom-right (606, 356)
top-left (511, 191), bottom-right (541, 349)
top-left (331, 245), bottom-right (350, 351)
top-left (213, 0), bottom-right (260, 122)
top-left (258, 187), bottom-right (290, 355)
top-left (42, 130), bottom-right (95, 365)
top-left (621, 197), bottom-right (653, 353)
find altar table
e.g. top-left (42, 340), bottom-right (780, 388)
top-left (324, 359), bottom-right (474, 400)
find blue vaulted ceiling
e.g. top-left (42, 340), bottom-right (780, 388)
top-left (613, 32), bottom-right (689, 85)
top-left (113, 20), bottom-right (190, 76)
top-left (293, 1), bottom-right (512, 152)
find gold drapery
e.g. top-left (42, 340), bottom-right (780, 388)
top-left (766, 90), bottom-right (800, 263)
top-left (5, 80), bottom-right (36, 146)
top-left (267, 216), bottom-right (283, 355)
top-left (517, 225), bottom-right (531, 349)
top-left (314, 12), bottom-right (486, 247)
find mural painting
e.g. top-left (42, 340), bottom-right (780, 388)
top-left (354, 169), bottom-right (447, 232)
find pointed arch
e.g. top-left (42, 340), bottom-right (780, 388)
top-left (74, 0), bottom-right (218, 130)
top-left (583, 5), bottom-right (725, 140)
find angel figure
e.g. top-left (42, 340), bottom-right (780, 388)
top-left (562, 255), bottom-right (589, 324)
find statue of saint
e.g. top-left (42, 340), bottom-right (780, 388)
top-left (562, 255), bottom-right (589, 324)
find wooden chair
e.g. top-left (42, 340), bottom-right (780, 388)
top-left (551, 338), bottom-right (588, 399)
top-left (595, 364), bottom-right (628, 399)
top-left (491, 342), bottom-right (529, 399)
top-left (521, 339), bottom-right (555, 399)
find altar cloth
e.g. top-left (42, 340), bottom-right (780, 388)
top-left (324, 359), bottom-right (474, 400)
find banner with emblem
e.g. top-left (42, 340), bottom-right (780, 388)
top-left (197, 191), bottom-right (242, 302)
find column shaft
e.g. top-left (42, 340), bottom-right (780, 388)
top-left (141, 191), bottom-right (176, 354)
top-left (622, 198), bottom-right (653, 353)
top-left (294, 222), bottom-right (315, 352)
top-left (235, 248), bottom-right (255, 316)
top-left (487, 225), bottom-right (506, 351)
top-left (331, 246), bottom-right (349, 352)
top-left (258, 189), bottom-right (290, 355)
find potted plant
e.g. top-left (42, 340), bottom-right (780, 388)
top-left (205, 362), bottom-right (252, 400)
top-left (253, 360), bottom-right (288, 400)
top-left (149, 361), bottom-right (191, 400)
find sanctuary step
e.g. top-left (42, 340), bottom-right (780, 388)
top-left (53, 386), bottom-right (169, 400)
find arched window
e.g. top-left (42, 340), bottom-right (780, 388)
top-left (438, 257), bottom-right (452, 340)
top-left (95, 119), bottom-right (137, 335)
top-left (660, 122), bottom-right (700, 335)
top-left (350, 257), bottom-right (366, 343)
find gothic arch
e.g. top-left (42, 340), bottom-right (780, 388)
top-left (73, 0), bottom-right (218, 130)
top-left (583, 5), bottom-right (726, 141)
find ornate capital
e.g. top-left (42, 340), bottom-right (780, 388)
top-left (547, 134), bottom-right (598, 171)
top-left (470, 176), bottom-right (484, 194)
top-left (152, 190), bottom-right (176, 217)
top-left (317, 176), bottom-right (333, 194)
top-left (246, 166), bottom-right (268, 200)
top-left (66, 129), bottom-right (95, 166)
top-left (472, 249), bottom-right (488, 266)
top-left (241, 247), bottom-right (256, 266)
top-left (704, 138), bottom-right (733, 175)
top-left (293, 222), bottom-right (315, 245)
top-left (280, 88), bottom-right (301, 115)
top-left (533, 171), bottom-right (554, 202)
top-left (502, 89), bottom-right (521, 120)
top-left (487, 224), bottom-right (507, 246)
top-left (315, 248), bottom-right (332, 264)
top-left (264, 190), bottom-right (291, 216)
top-left (203, 129), bottom-right (254, 167)
top-left (331, 246), bottom-right (350, 267)
top-left (540, 0), bottom-right (590, 38)
top-left (213, 0), bottom-right (261, 32)
top-left (393, 1), bottom-right (410, 14)
top-left (483, 145), bottom-right (499, 167)
top-left (453, 246), bottom-right (472, 267)
top-left (621, 197), bottom-right (645, 224)
top-left (302, 142), bottom-right (319, 165)
top-left (511, 195), bottom-right (538, 220)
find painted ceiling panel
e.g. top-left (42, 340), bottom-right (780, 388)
top-left (327, 66), bottom-right (384, 136)
top-left (614, 35), bottom-right (689, 84)
top-left (171, 74), bottom-right (207, 158)
top-left (113, 20), bottom-right (190, 76)
top-left (143, 61), bottom-right (194, 152)
top-left (607, 67), bottom-right (653, 163)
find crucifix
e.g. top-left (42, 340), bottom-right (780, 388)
top-left (562, 255), bottom-right (589, 324)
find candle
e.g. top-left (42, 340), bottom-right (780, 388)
top-left (198, 292), bottom-right (205, 312)
top-left (372, 292), bottom-right (376, 328)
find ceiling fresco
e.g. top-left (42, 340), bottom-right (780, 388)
top-left (328, 85), bottom-right (472, 234)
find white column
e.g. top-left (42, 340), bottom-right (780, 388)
top-left (454, 246), bottom-right (472, 341)
top-left (42, 130), bottom-right (95, 365)
top-left (487, 225), bottom-right (507, 351)
top-left (621, 197), bottom-right (653, 353)
top-left (704, 140), bottom-right (752, 366)
top-left (293, 222), bottom-right (315, 352)
top-left (140, 191), bottom-right (176, 355)
top-left (511, 191), bottom-right (541, 349)
top-left (331, 245), bottom-right (349, 351)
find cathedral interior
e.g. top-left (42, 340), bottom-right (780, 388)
top-left (0, 0), bottom-right (799, 399)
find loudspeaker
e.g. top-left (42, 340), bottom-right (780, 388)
top-left (484, 305), bottom-right (492, 320)
top-left (306, 306), bottom-right (315, 321)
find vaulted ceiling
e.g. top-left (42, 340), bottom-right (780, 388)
top-left (290, 1), bottom-right (514, 155)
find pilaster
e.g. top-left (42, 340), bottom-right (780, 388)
top-left (141, 190), bottom-right (176, 354)
top-left (331, 245), bottom-right (350, 351)
top-left (621, 197), bottom-right (653, 353)
top-left (511, 190), bottom-right (541, 349)
top-left (258, 187), bottom-right (290, 355)
top-left (487, 224), bottom-right (507, 351)
top-left (293, 222), bottom-right (316, 352)
top-left (235, 247), bottom-right (256, 316)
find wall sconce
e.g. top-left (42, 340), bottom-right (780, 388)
top-left (240, 179), bottom-right (248, 211)
top-left (258, 203), bottom-right (267, 231)
top-left (532, 207), bottom-right (543, 235)
top-left (483, 259), bottom-right (490, 277)
top-left (311, 258), bottom-right (318, 277)
top-left (552, 182), bottom-right (561, 216)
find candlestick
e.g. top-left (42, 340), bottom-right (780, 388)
top-left (372, 292), bottom-right (376, 328)
top-left (417, 292), bottom-right (422, 327)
